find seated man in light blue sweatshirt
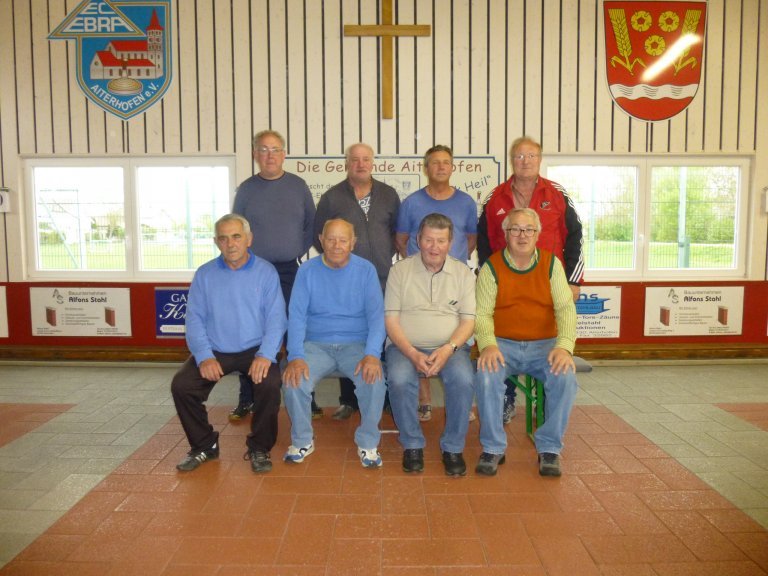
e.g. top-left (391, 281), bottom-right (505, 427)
top-left (282, 219), bottom-right (387, 468)
top-left (171, 214), bottom-right (287, 474)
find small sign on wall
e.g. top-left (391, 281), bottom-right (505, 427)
top-left (30, 287), bottom-right (131, 336)
top-left (576, 286), bottom-right (622, 339)
top-left (155, 287), bottom-right (188, 338)
top-left (644, 286), bottom-right (744, 336)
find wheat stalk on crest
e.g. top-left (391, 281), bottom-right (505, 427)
top-left (674, 9), bottom-right (702, 74)
top-left (608, 9), bottom-right (647, 74)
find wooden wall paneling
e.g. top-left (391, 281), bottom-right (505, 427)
top-left (392, 0), bottom-right (414, 155)
top-left (505, 2), bottom-right (524, 164)
top-left (451, 0), bottom-right (470, 152)
top-left (413, 1), bottom-right (433, 156)
top-left (104, 111), bottom-right (125, 153)
top-left (321, 0), bottom-right (342, 155)
top-left (486, 0), bottom-right (507, 164)
top-left (340, 1), bottom-right (362, 151)
top-left (195, 0), bottom-right (216, 153)
top-left (126, 108), bottom-right (146, 154)
top-left (736, 0), bottom-right (759, 152)
top-left (286, 0), bottom-right (308, 154)
top-left (702, 0), bottom-right (725, 152)
top-left (356, 0), bottom-right (378, 149)
top-left (303, 0), bottom-right (325, 154)
top-left (143, 100), bottom-right (164, 154)
top-left (629, 117), bottom-right (649, 154)
top-left (61, 13), bottom-right (88, 154)
top-left (231, 0), bottom-right (254, 183)
top-left (48, 0), bottom-right (72, 154)
top-left (468, 0), bottom-right (488, 154)
top-left (156, 0), bottom-right (181, 155)
top-left (0, 0), bottom-right (19, 174)
top-left (266, 0), bottom-right (289, 145)
top-left (214, 0), bottom-right (235, 154)
top-left (540, 0), bottom-right (561, 152)
top-left (575, 0), bottom-right (596, 153)
top-left (249, 1), bottom-right (270, 162)
top-left (13, 0), bottom-right (36, 154)
top-left (720, 0), bottom-right (743, 152)
top-left (431, 1), bottom-right (452, 146)
top-left (33, 0), bottom-right (56, 153)
top-left (593, 3), bottom-right (615, 153)
top-left (558, 0), bottom-right (579, 154)
top-left (753, 0), bottom-right (768, 278)
top-left (522, 0), bottom-right (544, 143)
top-left (177, 1), bottom-right (199, 153)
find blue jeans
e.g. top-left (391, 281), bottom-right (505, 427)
top-left (385, 344), bottom-right (474, 453)
top-left (283, 341), bottom-right (385, 449)
top-left (475, 338), bottom-right (578, 455)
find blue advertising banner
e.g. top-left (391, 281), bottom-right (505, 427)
top-left (155, 287), bottom-right (187, 338)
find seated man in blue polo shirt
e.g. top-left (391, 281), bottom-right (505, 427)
top-left (282, 219), bottom-right (387, 468)
top-left (171, 214), bottom-right (286, 474)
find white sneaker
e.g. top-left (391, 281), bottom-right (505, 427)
top-left (358, 447), bottom-right (383, 468)
top-left (283, 442), bottom-right (314, 463)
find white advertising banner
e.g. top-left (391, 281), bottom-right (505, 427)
top-left (0, 286), bottom-right (8, 338)
top-left (576, 286), bottom-right (622, 339)
top-left (644, 286), bottom-right (744, 336)
top-left (30, 287), bottom-right (132, 337)
top-left (284, 155), bottom-right (502, 212)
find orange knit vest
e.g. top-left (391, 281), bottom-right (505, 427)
top-left (487, 248), bottom-right (557, 341)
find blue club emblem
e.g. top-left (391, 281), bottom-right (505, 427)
top-left (49, 0), bottom-right (173, 120)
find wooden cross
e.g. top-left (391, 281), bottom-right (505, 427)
top-left (344, 0), bottom-right (431, 119)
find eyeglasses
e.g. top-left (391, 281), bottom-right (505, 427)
top-left (512, 153), bottom-right (540, 161)
top-left (504, 226), bottom-right (537, 237)
top-left (256, 146), bottom-right (284, 155)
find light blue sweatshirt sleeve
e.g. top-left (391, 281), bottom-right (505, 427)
top-left (257, 265), bottom-right (287, 362)
top-left (364, 265), bottom-right (386, 357)
top-left (185, 268), bottom-right (215, 365)
top-left (287, 264), bottom-right (310, 361)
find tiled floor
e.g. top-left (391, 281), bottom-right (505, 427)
top-left (0, 361), bottom-right (767, 574)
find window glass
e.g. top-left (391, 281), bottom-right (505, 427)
top-left (32, 166), bottom-right (125, 271)
top-left (546, 165), bottom-right (637, 270)
top-left (136, 166), bottom-right (230, 270)
top-left (649, 166), bottom-right (739, 270)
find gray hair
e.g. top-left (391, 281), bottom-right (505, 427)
top-left (509, 136), bottom-right (542, 158)
top-left (252, 129), bottom-right (286, 150)
top-left (215, 213), bottom-right (251, 235)
top-left (345, 142), bottom-right (375, 162)
top-left (502, 208), bottom-right (541, 231)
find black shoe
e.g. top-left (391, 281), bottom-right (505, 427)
top-left (228, 402), bottom-right (253, 421)
top-left (402, 448), bottom-right (424, 473)
top-left (244, 449), bottom-right (272, 473)
top-left (176, 440), bottom-right (220, 472)
top-left (332, 404), bottom-right (355, 420)
top-left (475, 452), bottom-right (506, 476)
top-left (311, 402), bottom-right (324, 419)
top-left (538, 452), bottom-right (562, 477)
top-left (441, 451), bottom-right (467, 477)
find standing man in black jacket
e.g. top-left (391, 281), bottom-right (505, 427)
top-left (313, 143), bottom-right (400, 419)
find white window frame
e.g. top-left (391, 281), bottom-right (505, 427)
top-left (541, 155), bottom-right (751, 281)
top-left (23, 155), bottom-right (236, 282)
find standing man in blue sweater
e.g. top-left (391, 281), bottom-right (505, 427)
top-left (171, 214), bottom-right (287, 473)
top-left (231, 129), bottom-right (319, 420)
top-left (282, 219), bottom-right (387, 468)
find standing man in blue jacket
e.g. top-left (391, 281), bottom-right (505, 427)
top-left (171, 214), bottom-right (287, 473)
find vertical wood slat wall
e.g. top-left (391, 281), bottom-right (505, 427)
top-left (0, 0), bottom-right (766, 282)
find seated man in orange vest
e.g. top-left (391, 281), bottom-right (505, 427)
top-left (474, 208), bottom-right (578, 477)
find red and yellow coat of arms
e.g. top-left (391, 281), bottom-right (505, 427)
top-left (603, 1), bottom-right (707, 121)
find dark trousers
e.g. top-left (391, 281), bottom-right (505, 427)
top-left (238, 258), bottom-right (299, 406)
top-left (172, 347), bottom-right (281, 453)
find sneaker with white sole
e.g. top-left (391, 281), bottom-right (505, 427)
top-left (176, 440), bottom-right (219, 472)
top-left (283, 442), bottom-right (315, 463)
top-left (358, 447), bottom-right (383, 468)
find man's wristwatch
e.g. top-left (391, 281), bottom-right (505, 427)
top-left (448, 341), bottom-right (458, 354)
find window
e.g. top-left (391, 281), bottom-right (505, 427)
top-left (25, 156), bottom-right (235, 280)
top-left (543, 157), bottom-right (749, 280)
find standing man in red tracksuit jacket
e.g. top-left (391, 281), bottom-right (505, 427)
top-left (477, 136), bottom-right (584, 423)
